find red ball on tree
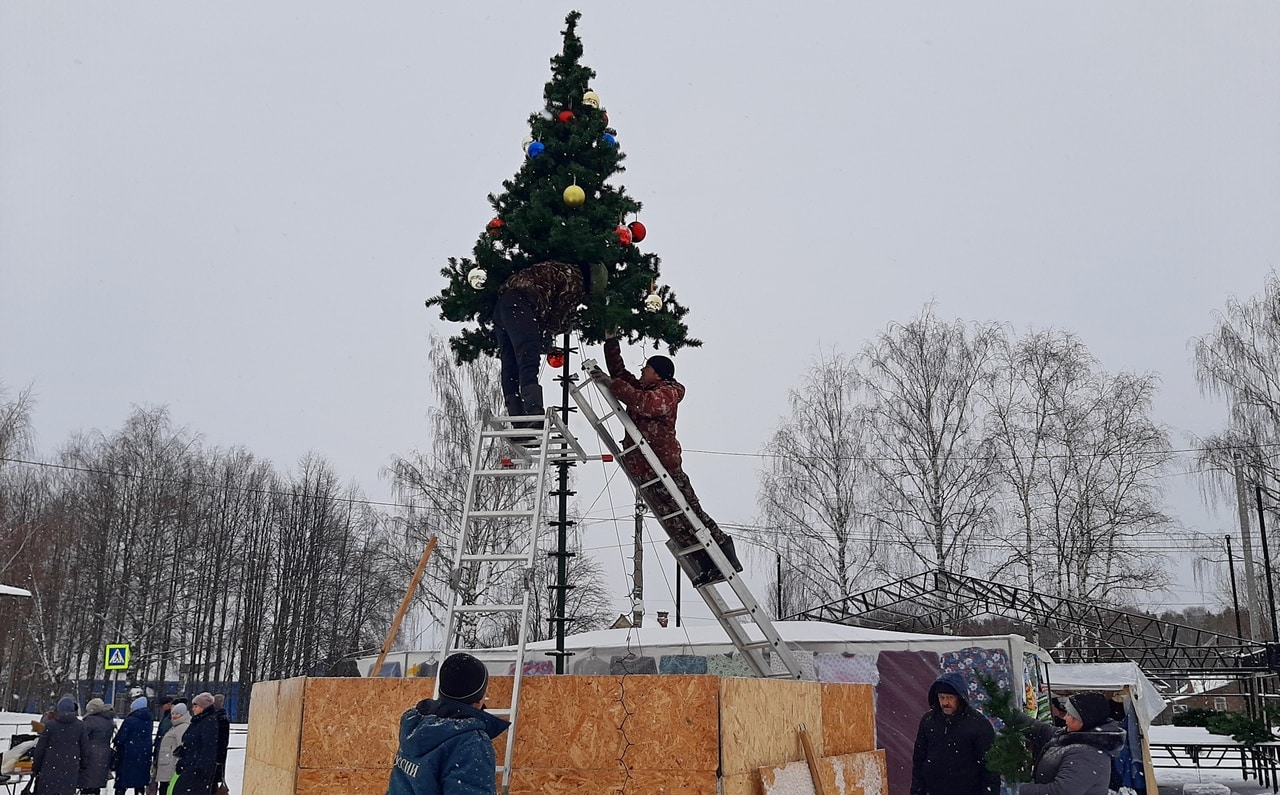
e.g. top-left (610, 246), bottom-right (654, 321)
top-left (547, 349), bottom-right (566, 369)
top-left (486, 218), bottom-right (504, 234)
top-left (558, 110), bottom-right (575, 123)
top-left (627, 221), bottom-right (647, 242)
top-left (615, 226), bottom-right (633, 246)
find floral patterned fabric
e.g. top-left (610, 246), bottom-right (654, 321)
top-left (814, 652), bottom-right (880, 684)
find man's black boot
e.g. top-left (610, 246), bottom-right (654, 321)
top-left (718, 537), bottom-right (744, 573)
top-left (689, 549), bottom-right (727, 588)
top-left (518, 384), bottom-right (545, 429)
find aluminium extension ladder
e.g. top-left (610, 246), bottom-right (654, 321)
top-left (436, 407), bottom-right (589, 793)
top-left (572, 359), bottom-right (804, 679)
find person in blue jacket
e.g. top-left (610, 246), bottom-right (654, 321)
top-left (386, 652), bottom-right (510, 795)
top-left (112, 696), bottom-right (154, 795)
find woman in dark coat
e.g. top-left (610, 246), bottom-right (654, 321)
top-left (1016, 692), bottom-right (1126, 795)
top-left (111, 696), bottom-right (154, 794)
top-left (32, 696), bottom-right (87, 795)
top-left (171, 693), bottom-right (219, 795)
top-left (78, 698), bottom-right (116, 794)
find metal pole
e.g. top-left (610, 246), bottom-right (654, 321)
top-left (1236, 454), bottom-right (1266, 640)
top-left (1227, 535), bottom-right (1244, 639)
top-left (675, 560), bottom-right (681, 627)
top-left (547, 333), bottom-right (577, 674)
top-left (632, 496), bottom-right (644, 628)
top-left (1254, 485), bottom-right (1280, 642)
top-left (777, 552), bottom-right (784, 618)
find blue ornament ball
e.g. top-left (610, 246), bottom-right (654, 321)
top-left (601, 133), bottom-right (617, 147)
top-left (526, 141), bottom-right (545, 158)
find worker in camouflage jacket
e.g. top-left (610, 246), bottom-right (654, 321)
top-left (602, 336), bottom-right (742, 587)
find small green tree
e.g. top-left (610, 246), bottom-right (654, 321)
top-left (978, 673), bottom-right (1034, 785)
top-left (426, 11), bottom-right (700, 364)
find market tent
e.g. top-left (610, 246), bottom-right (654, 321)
top-left (1045, 661), bottom-right (1166, 792)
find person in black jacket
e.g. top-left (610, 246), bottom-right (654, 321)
top-left (911, 672), bottom-right (999, 795)
top-left (171, 692), bottom-right (219, 795)
top-left (32, 696), bottom-right (87, 795)
top-left (78, 698), bottom-right (116, 794)
top-left (212, 694), bottom-right (231, 791)
top-left (112, 696), bottom-right (153, 795)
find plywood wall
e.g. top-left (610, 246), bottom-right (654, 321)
top-left (243, 674), bottom-right (879, 795)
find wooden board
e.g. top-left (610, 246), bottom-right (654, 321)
top-left (820, 683), bottom-right (875, 755)
top-left (720, 677), bottom-right (822, 775)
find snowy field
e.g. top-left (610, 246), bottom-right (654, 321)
top-left (0, 711), bottom-right (246, 792)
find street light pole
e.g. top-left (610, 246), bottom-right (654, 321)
top-left (1254, 486), bottom-right (1280, 642)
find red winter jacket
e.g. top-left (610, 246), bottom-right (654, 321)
top-left (604, 339), bottom-right (684, 479)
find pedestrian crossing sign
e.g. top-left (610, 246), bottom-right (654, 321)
top-left (105, 644), bottom-right (130, 670)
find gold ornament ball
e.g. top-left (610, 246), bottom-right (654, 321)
top-left (563, 185), bottom-right (586, 207)
top-left (644, 293), bottom-right (664, 313)
top-left (467, 267), bottom-right (488, 290)
top-left (582, 91), bottom-right (601, 109)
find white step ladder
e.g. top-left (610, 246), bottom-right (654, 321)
top-left (571, 359), bottom-right (804, 680)
top-left (437, 407), bottom-right (589, 793)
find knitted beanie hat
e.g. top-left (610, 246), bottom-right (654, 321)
top-left (438, 652), bottom-right (489, 704)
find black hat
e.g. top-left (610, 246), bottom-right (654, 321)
top-left (933, 680), bottom-right (960, 697)
top-left (1066, 692), bottom-right (1110, 730)
top-left (438, 652), bottom-right (489, 705)
top-left (646, 355), bottom-right (675, 381)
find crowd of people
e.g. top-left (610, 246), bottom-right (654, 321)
top-left (17, 691), bottom-right (231, 795)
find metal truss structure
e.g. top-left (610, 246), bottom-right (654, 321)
top-left (792, 569), bottom-right (1270, 675)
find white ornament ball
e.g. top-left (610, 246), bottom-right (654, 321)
top-left (582, 91), bottom-right (602, 109)
top-left (521, 135), bottom-right (533, 152)
top-left (467, 267), bottom-right (488, 290)
top-left (644, 293), bottom-right (663, 313)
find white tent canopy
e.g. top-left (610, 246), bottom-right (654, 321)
top-left (1046, 661), bottom-right (1167, 724)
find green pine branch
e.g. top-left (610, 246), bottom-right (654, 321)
top-left (978, 673), bottom-right (1034, 784)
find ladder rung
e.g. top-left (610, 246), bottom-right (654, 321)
top-left (720, 606), bottom-right (755, 619)
top-left (469, 510), bottom-right (536, 518)
top-left (474, 469), bottom-right (538, 476)
top-left (740, 640), bottom-right (776, 651)
top-left (452, 604), bottom-right (525, 613)
top-left (459, 554), bottom-right (531, 563)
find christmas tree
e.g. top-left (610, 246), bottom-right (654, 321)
top-left (426, 11), bottom-right (701, 364)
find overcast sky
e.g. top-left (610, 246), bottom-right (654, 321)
top-left (3, 3), bottom-right (1279, 630)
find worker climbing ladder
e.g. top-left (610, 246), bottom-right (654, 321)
top-left (437, 407), bottom-right (589, 793)
top-left (571, 359), bottom-right (805, 680)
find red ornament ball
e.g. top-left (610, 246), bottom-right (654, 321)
top-left (558, 110), bottom-right (575, 123)
top-left (615, 226), bottom-right (633, 246)
top-left (486, 218), bottom-right (504, 234)
top-left (547, 349), bottom-right (566, 369)
top-left (627, 221), bottom-right (647, 242)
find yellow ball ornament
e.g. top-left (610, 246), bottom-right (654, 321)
top-left (563, 184), bottom-right (586, 207)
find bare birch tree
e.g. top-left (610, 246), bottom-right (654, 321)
top-left (860, 308), bottom-right (1003, 576)
top-left (751, 350), bottom-right (882, 612)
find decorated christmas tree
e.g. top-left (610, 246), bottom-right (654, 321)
top-left (426, 11), bottom-right (701, 364)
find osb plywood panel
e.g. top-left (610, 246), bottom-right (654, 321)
top-left (509, 767), bottom-right (718, 795)
top-left (760, 750), bottom-right (886, 795)
top-left (296, 767), bottom-right (394, 794)
top-left (298, 677), bottom-right (419, 769)
top-left (821, 684), bottom-right (875, 755)
top-left (721, 771), bottom-right (761, 795)
top-left (720, 678), bottom-right (821, 776)
top-left (510, 676), bottom-right (629, 769)
top-left (246, 676), bottom-right (304, 768)
top-left (243, 762), bottom-right (297, 795)
top-left (618, 675), bottom-right (719, 771)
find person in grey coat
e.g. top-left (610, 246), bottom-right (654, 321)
top-left (153, 703), bottom-right (190, 795)
top-left (1016, 692), bottom-right (1126, 795)
top-left (32, 696), bottom-right (87, 795)
top-left (78, 698), bottom-right (116, 794)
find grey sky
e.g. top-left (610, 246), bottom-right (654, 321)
top-left (3, 3), bottom-right (1279, 627)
